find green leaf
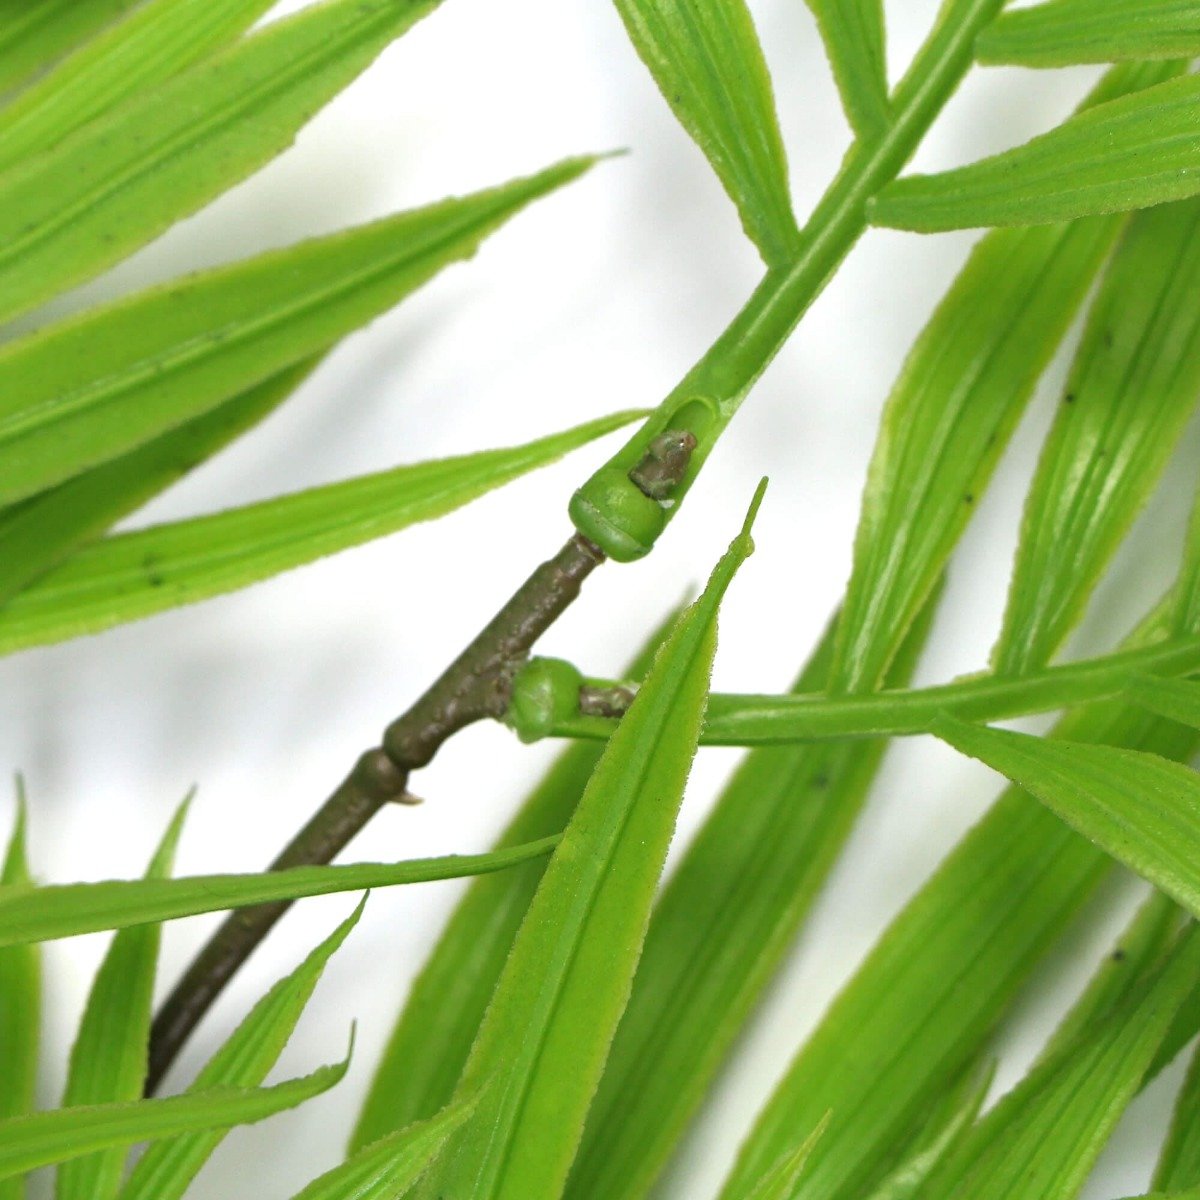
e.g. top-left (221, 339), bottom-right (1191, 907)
top-left (0, 794), bottom-right (38, 1200)
top-left (736, 1116), bottom-right (830, 1200)
top-left (831, 215), bottom-right (1121, 691)
top-left (0, 154), bottom-right (593, 511)
top-left (611, 0), bottom-right (800, 266)
top-left (415, 489), bottom-right (760, 1200)
top-left (351, 606), bottom-right (679, 1150)
top-left (934, 717), bottom-right (1200, 921)
top-left (0, 0), bottom-right (445, 324)
top-left (871, 73), bottom-right (1200, 231)
top-left (0, 408), bottom-right (640, 657)
top-left (1131, 676), bottom-right (1200, 730)
top-left (0, 0), bottom-right (138, 95)
top-left (0, 838), bottom-right (557, 947)
top-left (918, 926), bottom-right (1200, 1200)
top-left (566, 598), bottom-right (937, 1200)
top-left (0, 360), bottom-right (319, 608)
top-left (0, 1058), bottom-right (349, 1180)
top-left (805, 0), bottom-right (890, 139)
top-left (118, 900), bottom-right (365, 1200)
top-left (0, 0), bottom-right (276, 175)
top-left (56, 804), bottom-right (188, 1200)
top-left (977, 0), bottom-right (1200, 68)
top-left (296, 1098), bottom-right (475, 1200)
top-left (993, 199), bottom-right (1200, 673)
top-left (1174, 485), bottom-right (1200, 636)
top-left (1156, 1038), bottom-right (1200, 1189)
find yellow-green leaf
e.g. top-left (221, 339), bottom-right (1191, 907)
top-left (805, 0), bottom-right (890, 139)
top-left (0, 0), bottom-right (137, 95)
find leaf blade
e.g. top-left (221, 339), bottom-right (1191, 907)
top-left (805, 0), bottom-right (890, 139)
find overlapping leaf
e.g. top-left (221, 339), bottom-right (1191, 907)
top-left (414, 493), bottom-right (758, 1200)
top-left (977, 0), bottom-right (1200, 68)
top-left (805, 0), bottom-right (890, 139)
top-left (1157, 1038), bottom-right (1200, 1189)
top-left (0, 838), bottom-right (556, 946)
top-left (0, 409), bottom-right (639, 657)
top-left (0, 0), bottom-right (137, 95)
top-left (872, 73), bottom-right (1200, 231)
top-left (0, 155), bottom-right (590, 510)
top-left (612, 0), bottom-right (800, 266)
top-left (993, 198), bottom-right (1200, 673)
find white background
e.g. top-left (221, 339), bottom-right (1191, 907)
top-left (4, 1), bottom-right (1199, 1196)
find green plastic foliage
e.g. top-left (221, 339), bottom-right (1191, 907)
top-left (872, 73), bottom-right (1200, 231)
top-left (0, 0), bottom-right (138, 95)
top-left (295, 1099), bottom-right (474, 1200)
top-left (1175, 486), bottom-right (1200, 635)
top-left (567, 602), bottom-right (936, 1200)
top-left (0, 361), bottom-right (318, 609)
top-left (0, 0), bottom-right (445, 325)
top-left (918, 927), bottom-right (1200, 1200)
top-left (352, 609), bottom-right (678, 1149)
top-left (57, 806), bottom-right (187, 1200)
top-left (0, 409), bottom-right (640, 657)
top-left (0, 156), bottom-right (592, 511)
top-left (978, 0), bottom-right (1200, 68)
top-left (118, 902), bottom-right (365, 1200)
top-left (0, 0), bottom-right (276, 174)
top-left (1157, 1039), bottom-right (1200, 1189)
top-left (831, 214), bottom-right (1120, 692)
top-left (804, 0), bottom-right (890, 139)
top-left (612, 0), bottom-right (800, 266)
top-left (0, 1060), bottom-right (349, 1181)
top-left (416, 493), bottom-right (759, 1200)
top-left (994, 199), bottom-right (1200, 674)
top-left (1134, 676), bottom-right (1200, 731)
top-left (934, 718), bottom-right (1200, 921)
top-left (736, 1117), bottom-right (829, 1200)
top-left (0, 799), bottom-right (38, 1200)
top-left (0, 838), bottom-right (557, 946)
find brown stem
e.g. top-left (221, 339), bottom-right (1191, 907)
top-left (146, 532), bottom-right (603, 1093)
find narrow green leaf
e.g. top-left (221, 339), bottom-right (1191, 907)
top-left (872, 73), bottom-right (1200, 231)
top-left (978, 0), bottom-right (1200, 68)
top-left (993, 199), bottom-right (1200, 673)
top-left (0, 0), bottom-right (138, 96)
top-left (56, 805), bottom-right (188, 1200)
top-left (934, 717), bottom-right (1200, 921)
top-left (0, 838), bottom-right (557, 947)
top-left (0, 154), bottom-right (591, 508)
top-left (805, 0), bottom-right (890, 139)
top-left (736, 1116), bottom-right (830, 1200)
top-left (416, 489), bottom-right (760, 1200)
top-left (0, 794), bottom-right (38, 1200)
top-left (0, 0), bottom-right (446, 323)
top-left (0, 1059), bottom-right (348, 1180)
top-left (1175, 485), bottom-right (1200, 636)
top-left (0, 360), bottom-right (319, 608)
top-left (612, 0), bottom-right (800, 266)
top-left (1132, 676), bottom-right (1200, 730)
top-left (296, 1098), bottom-right (475, 1200)
top-left (0, 0), bottom-right (277, 174)
top-left (1156, 1038), bottom-right (1200, 1189)
top-left (118, 901), bottom-right (365, 1200)
top-left (351, 607), bottom-right (680, 1150)
top-left (567, 596), bottom-right (937, 1200)
top-left (919, 926), bottom-right (1200, 1200)
top-left (0, 408), bottom-right (639, 657)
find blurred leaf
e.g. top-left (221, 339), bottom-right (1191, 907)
top-left (0, 408), bottom-right (641, 656)
top-left (0, 0), bottom-right (276, 174)
top-left (0, 155), bottom-right (592, 509)
top-left (805, 0), bottom-right (890, 139)
top-left (934, 717), bottom-right (1200, 921)
top-left (736, 1116), bottom-right (830, 1200)
top-left (872, 74), bottom-right (1200, 231)
top-left (567, 598), bottom-right (937, 1200)
top-left (0, 0), bottom-right (446, 324)
top-left (118, 900), bottom-right (365, 1200)
top-left (993, 199), bottom-right (1200, 673)
top-left (296, 1097), bottom-right (475, 1200)
top-left (1175, 485), bottom-right (1200, 635)
top-left (977, 0), bottom-right (1200, 67)
top-left (918, 926), bottom-right (1200, 1200)
top-left (1156, 1037), bottom-right (1200, 1189)
top-left (351, 606), bottom-right (680, 1150)
top-left (1133, 676), bottom-right (1200, 731)
top-left (0, 1058), bottom-right (349, 1180)
top-left (416, 492), bottom-right (759, 1200)
top-left (56, 804), bottom-right (187, 1200)
top-left (0, 838), bottom-right (558, 946)
top-left (611, 0), bottom-right (800, 266)
top-left (0, 0), bottom-right (138, 95)
top-left (0, 359), bottom-right (319, 608)
top-left (0, 794), bottom-right (38, 1200)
